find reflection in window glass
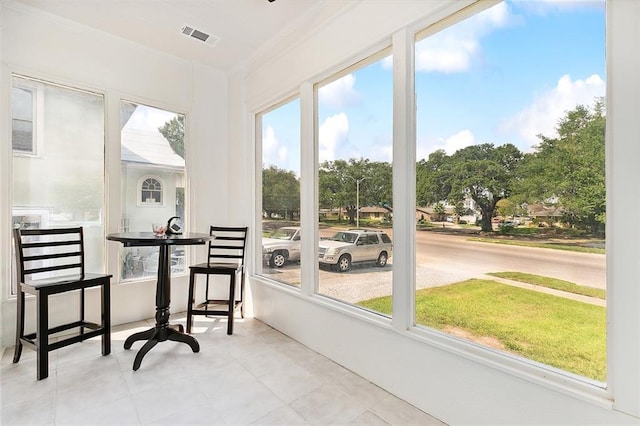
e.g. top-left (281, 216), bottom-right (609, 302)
top-left (316, 53), bottom-right (393, 314)
top-left (412, 0), bottom-right (606, 382)
top-left (11, 85), bottom-right (35, 153)
top-left (120, 101), bottom-right (186, 281)
top-left (259, 98), bottom-right (301, 287)
top-left (11, 75), bottom-right (105, 294)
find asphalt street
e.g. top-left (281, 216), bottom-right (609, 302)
top-left (260, 229), bottom-right (606, 304)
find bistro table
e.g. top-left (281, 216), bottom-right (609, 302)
top-left (106, 231), bottom-right (211, 371)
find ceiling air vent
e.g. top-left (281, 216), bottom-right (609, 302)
top-left (180, 25), bottom-right (220, 47)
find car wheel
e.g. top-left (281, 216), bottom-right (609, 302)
top-left (376, 251), bottom-right (388, 267)
top-left (336, 254), bottom-right (351, 272)
top-left (270, 251), bottom-right (287, 268)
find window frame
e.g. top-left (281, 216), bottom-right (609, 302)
top-left (254, 94), bottom-right (303, 287)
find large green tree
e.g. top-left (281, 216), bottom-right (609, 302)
top-left (262, 166), bottom-right (300, 221)
top-left (417, 143), bottom-right (523, 232)
top-left (319, 158), bottom-right (392, 224)
top-left (516, 99), bottom-right (605, 234)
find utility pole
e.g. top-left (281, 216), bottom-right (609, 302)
top-left (347, 176), bottom-right (369, 228)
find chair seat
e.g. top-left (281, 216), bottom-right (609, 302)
top-left (189, 262), bottom-right (242, 273)
top-left (24, 273), bottom-right (111, 290)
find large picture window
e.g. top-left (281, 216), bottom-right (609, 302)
top-left (11, 75), bottom-right (106, 294)
top-left (258, 98), bottom-right (301, 287)
top-left (411, 0), bottom-right (606, 382)
top-left (120, 101), bottom-right (186, 281)
top-left (315, 50), bottom-right (393, 314)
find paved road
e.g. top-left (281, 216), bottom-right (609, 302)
top-left (261, 229), bottom-right (606, 303)
top-left (415, 231), bottom-right (605, 289)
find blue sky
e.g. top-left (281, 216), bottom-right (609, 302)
top-left (263, 0), bottom-right (605, 175)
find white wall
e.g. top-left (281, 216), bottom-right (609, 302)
top-left (243, 0), bottom-right (640, 424)
top-left (0, 3), bottom-right (228, 344)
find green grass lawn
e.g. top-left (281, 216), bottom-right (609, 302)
top-left (469, 237), bottom-right (605, 254)
top-left (358, 279), bottom-right (606, 381)
top-left (487, 271), bottom-right (606, 299)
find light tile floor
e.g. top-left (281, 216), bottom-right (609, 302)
top-left (1, 314), bottom-right (445, 425)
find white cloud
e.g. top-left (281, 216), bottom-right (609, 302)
top-left (499, 73), bottom-right (605, 150)
top-left (318, 74), bottom-right (360, 108)
top-left (418, 129), bottom-right (477, 160)
top-left (262, 126), bottom-right (289, 168)
top-left (415, 1), bottom-right (513, 73)
top-left (126, 105), bottom-right (178, 131)
top-left (370, 143), bottom-right (393, 163)
top-left (443, 129), bottom-right (476, 154)
top-left (319, 113), bottom-right (350, 163)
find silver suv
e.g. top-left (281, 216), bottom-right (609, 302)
top-left (262, 226), bottom-right (301, 268)
top-left (318, 229), bottom-right (392, 272)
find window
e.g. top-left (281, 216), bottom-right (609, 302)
top-left (11, 75), bottom-right (106, 294)
top-left (11, 78), bottom-right (44, 155)
top-left (258, 98), bottom-right (301, 287)
top-left (11, 86), bottom-right (35, 153)
top-left (120, 101), bottom-right (186, 281)
top-left (316, 50), bottom-right (393, 313)
top-left (413, 1), bottom-right (606, 382)
top-left (140, 177), bottom-right (163, 204)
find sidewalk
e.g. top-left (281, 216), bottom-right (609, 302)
top-left (484, 275), bottom-right (606, 307)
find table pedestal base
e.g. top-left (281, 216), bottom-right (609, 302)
top-left (124, 324), bottom-right (200, 371)
top-left (124, 306), bottom-right (200, 370)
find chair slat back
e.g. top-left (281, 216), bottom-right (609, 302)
top-left (207, 226), bottom-right (248, 267)
top-left (14, 227), bottom-right (86, 282)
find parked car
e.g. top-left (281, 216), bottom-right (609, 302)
top-left (262, 226), bottom-right (301, 268)
top-left (318, 229), bottom-right (392, 272)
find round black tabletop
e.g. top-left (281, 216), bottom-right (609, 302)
top-left (106, 232), bottom-right (211, 247)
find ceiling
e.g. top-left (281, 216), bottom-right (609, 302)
top-left (12, 0), bottom-right (342, 72)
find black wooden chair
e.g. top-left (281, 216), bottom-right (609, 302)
top-left (13, 227), bottom-right (111, 380)
top-left (186, 226), bottom-right (248, 335)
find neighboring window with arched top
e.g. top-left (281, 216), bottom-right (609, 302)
top-left (140, 177), bottom-right (163, 204)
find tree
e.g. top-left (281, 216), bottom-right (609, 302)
top-left (158, 115), bottom-right (185, 159)
top-left (433, 202), bottom-right (446, 222)
top-left (496, 198), bottom-right (516, 218)
top-left (262, 166), bottom-right (300, 221)
top-left (417, 144), bottom-right (523, 232)
top-left (515, 99), bottom-right (605, 234)
top-left (416, 149), bottom-right (450, 206)
top-left (319, 158), bottom-right (392, 224)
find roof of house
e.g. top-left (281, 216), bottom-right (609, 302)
top-left (121, 127), bottom-right (184, 169)
top-left (528, 204), bottom-right (564, 217)
top-left (360, 206), bottom-right (391, 213)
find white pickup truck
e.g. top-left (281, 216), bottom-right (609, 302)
top-left (262, 226), bottom-right (301, 268)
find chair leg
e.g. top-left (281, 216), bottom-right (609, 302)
top-left (186, 271), bottom-right (195, 334)
top-left (227, 273), bottom-right (236, 335)
top-left (13, 289), bottom-right (25, 363)
top-left (80, 287), bottom-right (85, 337)
top-left (101, 279), bottom-right (111, 356)
top-left (36, 291), bottom-right (49, 380)
top-left (204, 274), bottom-right (210, 314)
top-left (240, 271), bottom-right (246, 319)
